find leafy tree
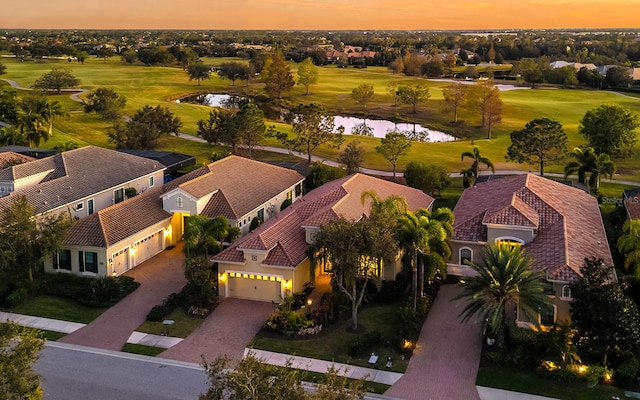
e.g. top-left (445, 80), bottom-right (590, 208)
top-left (200, 353), bottom-right (364, 400)
top-left (84, 87), bottom-right (127, 122)
top-left (40, 99), bottom-right (68, 137)
top-left (279, 103), bottom-right (344, 163)
top-left (515, 58), bottom-right (544, 88)
top-left (397, 83), bottom-right (430, 113)
top-left (442, 82), bottom-right (468, 123)
top-left (0, 62), bottom-right (6, 75)
top-left (546, 66), bottom-right (579, 87)
top-left (16, 102), bottom-right (48, 148)
top-left (387, 81), bottom-right (399, 106)
top-left (467, 82), bottom-right (502, 138)
top-left (262, 52), bottom-right (295, 99)
top-left (350, 121), bottom-right (373, 136)
top-left (187, 62), bottom-right (211, 86)
top-left (75, 50), bottom-right (89, 64)
top-left (404, 162), bottom-right (450, 198)
top-left (388, 58), bottom-right (404, 74)
top-left (236, 103), bottom-right (265, 159)
top-left (577, 67), bottom-right (604, 89)
top-left (297, 57), bottom-right (319, 95)
top-left (618, 220), bottom-right (640, 276)
top-left (0, 322), bottom-right (44, 400)
top-left (421, 59), bottom-right (444, 77)
top-left (461, 146), bottom-right (494, 185)
top-left (304, 161), bottom-right (346, 191)
top-left (32, 68), bottom-right (80, 94)
top-left (0, 126), bottom-right (27, 146)
top-left (571, 257), bottom-right (640, 366)
top-left (196, 108), bottom-right (240, 152)
top-left (605, 66), bottom-right (633, 89)
top-left (462, 66), bottom-right (479, 79)
top-left (218, 61), bottom-right (250, 86)
top-left (506, 118), bottom-right (568, 176)
top-left (375, 130), bottom-right (411, 180)
top-left (338, 140), bottom-right (364, 174)
top-left (120, 50), bottom-right (137, 64)
top-left (175, 47), bottom-right (199, 70)
top-left (0, 89), bottom-right (18, 124)
top-left (97, 46), bottom-right (115, 62)
top-left (455, 243), bottom-right (551, 347)
top-left (351, 84), bottom-right (374, 110)
top-left (579, 104), bottom-right (639, 158)
top-left (108, 105), bottom-right (181, 149)
top-left (564, 146), bottom-right (615, 193)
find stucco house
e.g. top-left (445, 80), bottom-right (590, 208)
top-left (211, 173), bottom-right (434, 303)
top-left (447, 174), bottom-right (613, 327)
top-left (44, 154), bottom-right (304, 277)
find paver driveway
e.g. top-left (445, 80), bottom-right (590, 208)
top-left (59, 245), bottom-right (186, 351)
top-left (385, 284), bottom-right (482, 400)
top-left (159, 298), bottom-right (273, 367)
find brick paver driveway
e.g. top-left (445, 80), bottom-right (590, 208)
top-left (159, 298), bottom-right (273, 366)
top-left (385, 284), bottom-right (482, 400)
top-left (59, 245), bottom-right (186, 351)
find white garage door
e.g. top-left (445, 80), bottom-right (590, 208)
top-left (227, 273), bottom-right (282, 302)
top-left (112, 248), bottom-right (129, 274)
top-left (133, 231), bottom-right (164, 266)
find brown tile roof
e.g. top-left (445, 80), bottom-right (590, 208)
top-left (0, 152), bottom-right (36, 169)
top-left (452, 174), bottom-right (613, 282)
top-left (174, 155), bottom-right (304, 219)
top-left (625, 192), bottom-right (640, 220)
top-left (213, 173), bottom-right (435, 268)
top-left (0, 146), bottom-right (165, 215)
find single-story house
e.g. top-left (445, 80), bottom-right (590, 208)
top-left (623, 188), bottom-right (640, 220)
top-left (117, 149), bottom-right (196, 183)
top-left (211, 173), bottom-right (435, 303)
top-left (448, 174), bottom-right (614, 327)
top-left (46, 155), bottom-right (305, 277)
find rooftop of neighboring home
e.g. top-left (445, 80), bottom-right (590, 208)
top-left (163, 155), bottom-right (305, 220)
top-left (624, 188), bottom-right (640, 220)
top-left (452, 174), bottom-right (613, 282)
top-left (0, 151), bottom-right (35, 169)
top-left (0, 146), bottom-right (165, 214)
top-left (212, 173), bottom-right (435, 268)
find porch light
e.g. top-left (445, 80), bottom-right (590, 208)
top-left (402, 339), bottom-right (413, 349)
top-left (218, 273), bottom-right (226, 283)
top-left (164, 227), bottom-right (172, 237)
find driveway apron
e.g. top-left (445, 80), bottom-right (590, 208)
top-left (59, 245), bottom-right (186, 351)
top-left (385, 284), bottom-right (482, 400)
top-left (159, 298), bottom-right (273, 366)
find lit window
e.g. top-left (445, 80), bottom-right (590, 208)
top-left (495, 237), bottom-right (524, 248)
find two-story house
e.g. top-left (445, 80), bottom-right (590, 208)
top-left (212, 173), bottom-right (434, 303)
top-left (448, 174), bottom-right (614, 326)
top-left (46, 155), bottom-right (305, 277)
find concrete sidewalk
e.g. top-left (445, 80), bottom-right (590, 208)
top-left (246, 348), bottom-right (403, 386)
top-left (0, 311), bottom-right (182, 349)
top-left (477, 386), bottom-right (559, 400)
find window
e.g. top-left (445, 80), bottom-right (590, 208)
top-left (58, 250), bottom-right (71, 271)
top-left (561, 285), bottom-right (572, 300)
top-left (257, 208), bottom-right (264, 222)
top-left (87, 199), bottom-right (94, 215)
top-left (295, 183), bottom-right (302, 197)
top-left (52, 251), bottom-right (59, 270)
top-left (176, 196), bottom-right (184, 209)
top-left (85, 252), bottom-right (98, 274)
top-left (539, 304), bottom-right (556, 326)
top-left (495, 237), bottom-right (524, 248)
top-left (114, 188), bottom-right (124, 204)
top-left (460, 247), bottom-right (472, 265)
top-left (149, 176), bottom-right (155, 188)
top-left (76, 202), bottom-right (84, 211)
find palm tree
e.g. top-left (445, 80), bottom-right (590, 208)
top-left (461, 146), bottom-right (495, 185)
top-left (460, 168), bottom-right (475, 188)
top-left (40, 100), bottom-right (68, 137)
top-left (564, 146), bottom-right (595, 185)
top-left (183, 215), bottom-right (240, 260)
top-left (17, 109), bottom-right (48, 147)
top-left (618, 219), bottom-right (640, 276)
top-left (588, 153), bottom-right (615, 193)
top-left (454, 243), bottom-right (551, 347)
top-left (360, 190), bottom-right (408, 218)
top-left (0, 126), bottom-right (27, 146)
top-left (397, 209), bottom-right (448, 311)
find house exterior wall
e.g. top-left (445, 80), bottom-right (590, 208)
top-left (486, 226), bottom-right (534, 244)
top-left (293, 259), bottom-right (311, 292)
top-left (44, 247), bottom-right (109, 276)
top-left (162, 191), bottom-right (199, 216)
top-left (448, 240), bottom-right (486, 276)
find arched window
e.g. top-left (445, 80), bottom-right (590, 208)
top-left (495, 236), bottom-right (524, 248)
top-left (176, 196), bottom-right (184, 209)
top-left (460, 247), bottom-right (473, 265)
top-left (561, 285), bottom-right (572, 300)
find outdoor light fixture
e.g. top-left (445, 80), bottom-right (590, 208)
top-left (307, 299), bottom-right (312, 315)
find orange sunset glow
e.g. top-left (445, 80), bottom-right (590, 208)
top-left (2, 0), bottom-right (639, 30)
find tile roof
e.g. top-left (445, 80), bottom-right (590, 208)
top-left (174, 155), bottom-right (304, 219)
top-left (0, 152), bottom-right (36, 169)
top-left (213, 173), bottom-right (435, 268)
top-left (625, 190), bottom-right (640, 220)
top-left (0, 146), bottom-right (165, 215)
top-left (452, 174), bottom-right (613, 282)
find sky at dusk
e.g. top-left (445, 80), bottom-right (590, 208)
top-left (3, 0), bottom-right (639, 30)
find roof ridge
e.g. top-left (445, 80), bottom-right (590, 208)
top-left (95, 212), bottom-right (110, 247)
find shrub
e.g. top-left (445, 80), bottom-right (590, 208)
top-left (38, 274), bottom-right (139, 307)
top-left (147, 305), bottom-right (169, 322)
top-left (280, 198), bottom-right (292, 211)
top-left (536, 363), bottom-right (577, 382)
top-left (265, 306), bottom-right (314, 335)
top-left (349, 331), bottom-right (382, 357)
top-left (86, 276), bottom-right (123, 307)
top-left (616, 357), bottom-right (639, 388)
top-left (372, 279), bottom-right (405, 303)
top-left (6, 287), bottom-right (28, 307)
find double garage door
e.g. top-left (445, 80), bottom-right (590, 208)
top-left (133, 231), bottom-right (164, 267)
top-left (227, 273), bottom-right (282, 302)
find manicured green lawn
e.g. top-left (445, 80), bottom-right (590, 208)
top-left (8, 295), bottom-right (107, 324)
top-left (135, 307), bottom-right (205, 338)
top-left (251, 301), bottom-right (409, 373)
top-left (39, 329), bottom-right (67, 341)
top-left (3, 57), bottom-right (640, 181)
top-left (476, 360), bottom-right (626, 400)
top-left (120, 343), bottom-right (166, 357)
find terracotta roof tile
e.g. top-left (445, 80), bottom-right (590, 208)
top-left (0, 152), bottom-right (36, 169)
top-left (453, 174), bottom-right (612, 282)
top-left (213, 173), bottom-right (435, 268)
top-left (625, 192), bottom-right (640, 220)
top-left (201, 191), bottom-right (235, 220)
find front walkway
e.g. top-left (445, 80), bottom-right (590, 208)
top-left (159, 298), bottom-right (273, 366)
top-left (385, 284), bottom-right (482, 400)
top-left (58, 244), bottom-right (186, 351)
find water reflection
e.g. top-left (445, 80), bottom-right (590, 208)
top-left (177, 94), bottom-right (247, 108)
top-left (333, 116), bottom-right (456, 142)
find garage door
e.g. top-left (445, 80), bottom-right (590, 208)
top-left (112, 248), bottom-right (129, 275)
top-left (227, 273), bottom-right (282, 302)
top-left (134, 231), bottom-right (164, 266)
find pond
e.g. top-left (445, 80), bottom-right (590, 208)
top-left (334, 116), bottom-right (457, 142)
top-left (176, 93), bottom-right (247, 108)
